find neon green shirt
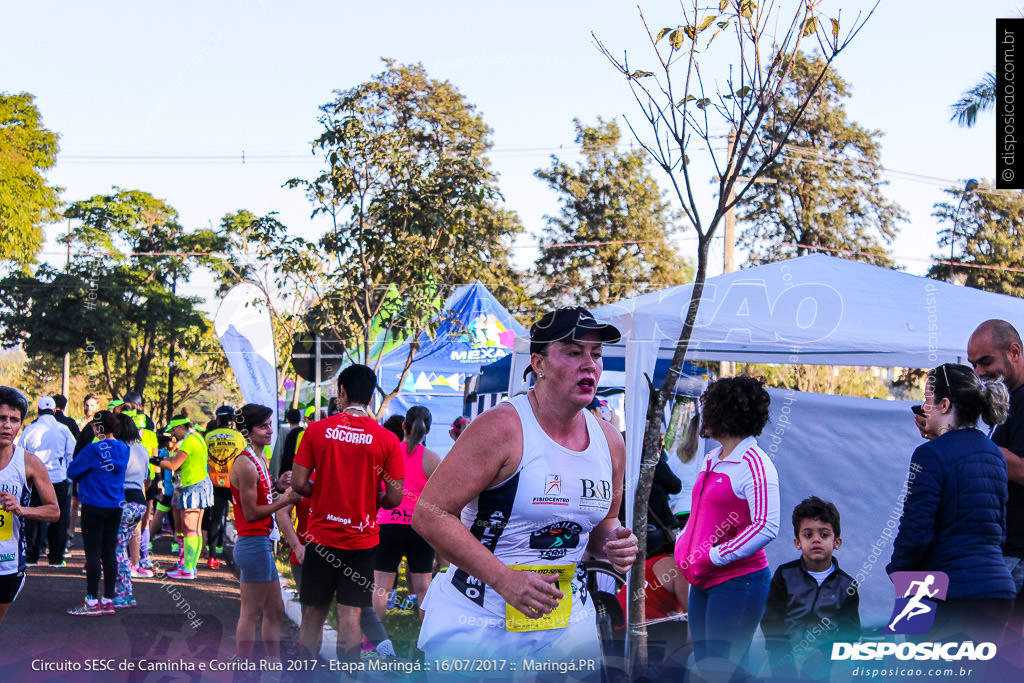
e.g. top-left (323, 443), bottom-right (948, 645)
top-left (140, 428), bottom-right (159, 480)
top-left (177, 431), bottom-right (209, 488)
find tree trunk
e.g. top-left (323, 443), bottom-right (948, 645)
top-left (133, 326), bottom-right (156, 393)
top-left (101, 351), bottom-right (116, 397)
top-left (628, 235), bottom-right (712, 675)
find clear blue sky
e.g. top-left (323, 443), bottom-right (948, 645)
top-left (1, 0), bottom-right (1009, 309)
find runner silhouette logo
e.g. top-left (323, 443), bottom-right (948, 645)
top-left (882, 571), bottom-right (949, 635)
top-left (530, 521), bottom-right (583, 559)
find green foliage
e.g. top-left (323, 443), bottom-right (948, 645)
top-left (533, 118), bottom-right (693, 309)
top-left (740, 363), bottom-right (890, 398)
top-left (285, 60), bottom-right (523, 411)
top-left (928, 182), bottom-right (1024, 296)
top-left (0, 189), bottom-right (226, 415)
top-left (737, 52), bottom-right (905, 266)
top-left (950, 72), bottom-right (995, 128)
top-left (0, 92), bottom-right (62, 267)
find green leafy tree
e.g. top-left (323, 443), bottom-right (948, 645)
top-left (0, 189), bottom-right (226, 416)
top-left (534, 118), bottom-right (693, 308)
top-left (286, 60), bottom-right (522, 415)
top-left (0, 92), bottom-right (62, 267)
top-left (928, 181), bottom-right (1024, 296)
top-left (737, 52), bottom-right (904, 266)
top-left (743, 362), bottom-right (889, 398)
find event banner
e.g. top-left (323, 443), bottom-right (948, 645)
top-left (213, 282), bottom-right (279, 431)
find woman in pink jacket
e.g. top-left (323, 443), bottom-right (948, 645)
top-left (675, 376), bottom-right (780, 682)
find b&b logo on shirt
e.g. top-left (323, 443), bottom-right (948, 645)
top-left (579, 478), bottom-right (612, 510)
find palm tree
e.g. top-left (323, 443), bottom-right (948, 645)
top-left (950, 72), bottom-right (995, 128)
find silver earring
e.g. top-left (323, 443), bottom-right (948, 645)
top-left (538, 372), bottom-right (545, 379)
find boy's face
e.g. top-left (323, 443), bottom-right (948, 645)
top-left (794, 518), bottom-right (841, 566)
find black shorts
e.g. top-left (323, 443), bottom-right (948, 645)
top-left (299, 543), bottom-right (376, 608)
top-left (0, 572), bottom-right (25, 604)
top-left (374, 524), bottom-right (435, 574)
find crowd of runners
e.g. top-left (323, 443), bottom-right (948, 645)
top-left (0, 309), bottom-right (1022, 683)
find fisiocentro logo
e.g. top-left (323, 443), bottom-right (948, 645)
top-left (831, 572), bottom-right (997, 662)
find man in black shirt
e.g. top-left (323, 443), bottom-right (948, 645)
top-left (50, 395), bottom-right (80, 439)
top-left (968, 320), bottom-right (1024, 626)
top-left (279, 408), bottom-right (304, 474)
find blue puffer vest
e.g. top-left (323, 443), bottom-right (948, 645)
top-left (887, 428), bottom-right (1015, 599)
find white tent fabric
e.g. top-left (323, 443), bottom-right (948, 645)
top-left (594, 253), bottom-right (1024, 367)
top-left (500, 257), bottom-right (1024, 633)
top-left (759, 388), bottom-right (921, 628)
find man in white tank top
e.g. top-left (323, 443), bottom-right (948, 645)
top-left (0, 386), bottom-right (61, 623)
top-left (413, 308), bottom-right (638, 678)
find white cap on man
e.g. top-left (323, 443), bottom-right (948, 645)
top-left (37, 396), bottom-right (56, 411)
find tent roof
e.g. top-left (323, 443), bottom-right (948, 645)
top-left (594, 254), bottom-right (1024, 367)
top-left (376, 281), bottom-right (527, 394)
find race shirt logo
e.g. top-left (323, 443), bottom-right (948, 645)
top-left (532, 474), bottom-right (569, 506)
top-left (579, 478), bottom-right (613, 511)
top-left (324, 425), bottom-right (373, 445)
top-left (530, 521), bottom-right (583, 560)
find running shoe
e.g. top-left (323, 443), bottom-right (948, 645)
top-left (99, 599), bottom-right (115, 615)
top-left (48, 561), bottom-right (67, 568)
top-left (131, 567), bottom-right (154, 578)
top-left (166, 568), bottom-right (196, 580)
top-left (361, 635), bottom-right (374, 653)
top-left (113, 596), bottom-right (136, 609)
top-left (206, 557), bottom-right (221, 570)
top-left (171, 541), bottom-right (180, 554)
top-left (214, 545), bottom-right (224, 554)
top-left (376, 639), bottom-right (397, 658)
top-left (67, 599), bottom-right (106, 616)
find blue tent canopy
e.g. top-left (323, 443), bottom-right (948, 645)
top-left (376, 281), bottom-right (527, 456)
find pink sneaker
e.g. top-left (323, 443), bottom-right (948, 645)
top-left (131, 567), bottom-right (154, 578)
top-left (67, 599), bottom-right (105, 616)
top-left (166, 568), bottom-right (196, 580)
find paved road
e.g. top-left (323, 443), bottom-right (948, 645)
top-left (0, 534), bottom-right (301, 682)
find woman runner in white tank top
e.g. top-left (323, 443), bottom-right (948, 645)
top-left (0, 386), bottom-right (61, 623)
top-left (413, 308), bottom-right (638, 678)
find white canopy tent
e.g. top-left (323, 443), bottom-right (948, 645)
top-left (590, 254), bottom-right (1024, 542)
top-left (504, 255), bottom-right (1024, 629)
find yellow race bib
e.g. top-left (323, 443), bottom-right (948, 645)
top-left (0, 510), bottom-right (12, 542)
top-left (505, 564), bottom-right (575, 632)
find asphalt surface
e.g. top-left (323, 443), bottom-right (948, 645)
top-left (0, 532), bottom-right (301, 683)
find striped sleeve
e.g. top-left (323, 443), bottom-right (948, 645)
top-left (710, 447), bottom-right (780, 566)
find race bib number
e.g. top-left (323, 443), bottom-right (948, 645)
top-left (505, 564), bottom-right (574, 632)
top-left (0, 510), bottom-right (12, 542)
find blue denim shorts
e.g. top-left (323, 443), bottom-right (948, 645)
top-left (234, 535), bottom-right (279, 584)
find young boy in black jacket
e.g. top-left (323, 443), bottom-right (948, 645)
top-left (761, 496), bottom-right (861, 679)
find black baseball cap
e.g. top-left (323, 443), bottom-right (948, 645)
top-left (529, 306), bottom-right (622, 356)
top-left (215, 405), bottom-right (235, 418)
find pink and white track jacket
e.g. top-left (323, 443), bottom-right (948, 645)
top-left (675, 436), bottom-right (780, 590)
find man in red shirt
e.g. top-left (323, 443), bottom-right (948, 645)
top-left (291, 364), bottom-right (404, 661)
